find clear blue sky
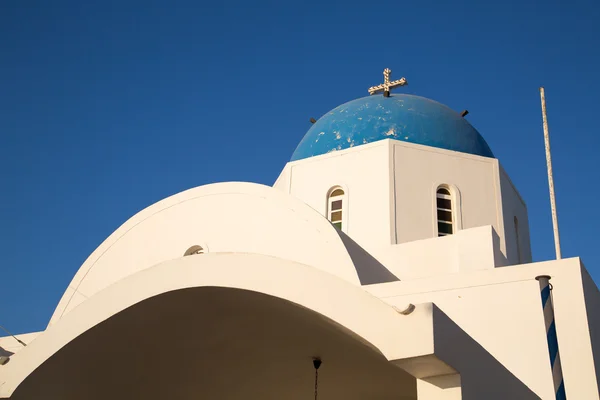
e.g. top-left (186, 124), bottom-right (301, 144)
top-left (1, 0), bottom-right (599, 334)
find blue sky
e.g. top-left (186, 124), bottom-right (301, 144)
top-left (1, 0), bottom-right (599, 334)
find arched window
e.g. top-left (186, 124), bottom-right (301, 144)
top-left (514, 216), bottom-right (522, 263)
top-left (328, 188), bottom-right (345, 230)
top-left (436, 187), bottom-right (453, 236)
top-left (184, 245), bottom-right (205, 256)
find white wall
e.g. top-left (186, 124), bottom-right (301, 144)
top-left (371, 225), bottom-right (504, 280)
top-left (391, 141), bottom-right (502, 249)
top-left (276, 139), bottom-right (533, 280)
top-left (499, 165), bottom-right (533, 265)
top-left (274, 141), bottom-right (394, 251)
top-left (366, 258), bottom-right (600, 399)
top-left (373, 279), bottom-right (551, 398)
top-left (0, 254), bottom-right (452, 398)
top-left (417, 375), bottom-right (461, 400)
top-left (276, 139), bottom-right (531, 269)
top-left (0, 332), bottom-right (41, 357)
top-left (49, 182), bottom-right (361, 326)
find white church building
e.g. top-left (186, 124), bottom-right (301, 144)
top-left (1, 70), bottom-right (599, 399)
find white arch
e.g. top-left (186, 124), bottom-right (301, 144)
top-left (0, 253), bottom-right (431, 397)
top-left (49, 182), bottom-right (360, 326)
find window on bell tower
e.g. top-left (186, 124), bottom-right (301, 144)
top-left (514, 216), bottom-right (522, 263)
top-left (436, 187), bottom-right (454, 236)
top-left (328, 187), bottom-right (345, 230)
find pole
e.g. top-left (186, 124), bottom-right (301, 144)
top-left (0, 324), bottom-right (27, 347)
top-left (536, 275), bottom-right (566, 399)
top-left (539, 87), bottom-right (562, 260)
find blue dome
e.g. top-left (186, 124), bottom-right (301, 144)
top-left (291, 94), bottom-right (494, 161)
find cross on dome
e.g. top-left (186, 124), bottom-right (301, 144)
top-left (368, 68), bottom-right (407, 97)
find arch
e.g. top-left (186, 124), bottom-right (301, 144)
top-left (0, 253), bottom-right (427, 398)
top-left (327, 185), bottom-right (347, 231)
top-left (49, 182), bottom-right (360, 327)
top-left (9, 286), bottom-right (417, 399)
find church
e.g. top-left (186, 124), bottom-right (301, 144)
top-left (1, 69), bottom-right (599, 399)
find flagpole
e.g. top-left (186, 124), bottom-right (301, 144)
top-left (539, 87), bottom-right (562, 260)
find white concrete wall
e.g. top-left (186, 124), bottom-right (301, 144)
top-left (430, 305), bottom-right (539, 399)
top-left (49, 182), bottom-right (361, 326)
top-left (0, 254), bottom-right (444, 398)
top-left (367, 258), bottom-right (600, 399)
top-left (276, 139), bottom-right (529, 272)
top-left (274, 141), bottom-right (394, 251)
top-left (376, 279), bottom-right (550, 398)
top-left (2, 253), bottom-right (539, 399)
top-left (391, 141), bottom-right (503, 251)
top-left (499, 165), bottom-right (533, 265)
top-left (371, 225), bottom-right (503, 280)
top-left (0, 333), bottom-right (41, 357)
top-left (417, 375), bottom-right (461, 399)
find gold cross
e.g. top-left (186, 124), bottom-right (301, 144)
top-left (368, 68), bottom-right (407, 96)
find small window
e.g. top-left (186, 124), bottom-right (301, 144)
top-left (330, 188), bottom-right (344, 197)
top-left (436, 187), bottom-right (453, 236)
top-left (328, 187), bottom-right (345, 230)
top-left (330, 200), bottom-right (342, 211)
top-left (184, 245), bottom-right (205, 256)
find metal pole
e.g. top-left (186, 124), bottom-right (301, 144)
top-left (0, 324), bottom-right (27, 347)
top-left (536, 275), bottom-right (566, 399)
top-left (539, 87), bottom-right (562, 260)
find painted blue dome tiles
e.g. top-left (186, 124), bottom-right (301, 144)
top-left (291, 94), bottom-right (494, 161)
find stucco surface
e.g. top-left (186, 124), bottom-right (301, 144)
top-left (1, 253), bottom-right (439, 398)
top-left (49, 182), bottom-right (360, 325)
top-left (277, 139), bottom-right (527, 274)
top-left (366, 257), bottom-right (600, 399)
top-left (498, 165), bottom-right (532, 264)
top-left (2, 253), bottom-right (535, 399)
top-left (9, 288), bottom-right (418, 399)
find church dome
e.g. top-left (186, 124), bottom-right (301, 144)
top-left (291, 94), bottom-right (494, 161)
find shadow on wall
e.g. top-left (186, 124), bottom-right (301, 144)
top-left (433, 306), bottom-right (540, 399)
top-left (421, 374), bottom-right (461, 390)
top-left (492, 227), bottom-right (509, 267)
top-left (335, 230), bottom-right (399, 285)
top-left (0, 346), bottom-right (14, 357)
top-left (581, 263), bottom-right (600, 390)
